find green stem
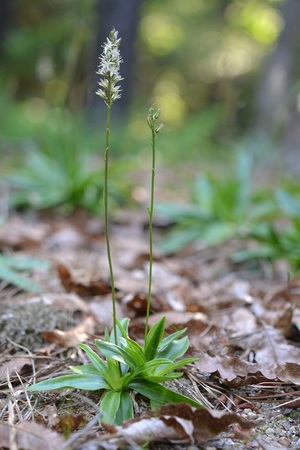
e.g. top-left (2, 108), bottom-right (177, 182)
top-left (104, 91), bottom-right (117, 346)
top-left (144, 127), bottom-right (156, 340)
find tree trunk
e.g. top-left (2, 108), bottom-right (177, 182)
top-left (254, 0), bottom-right (300, 138)
top-left (0, 0), bottom-right (13, 56)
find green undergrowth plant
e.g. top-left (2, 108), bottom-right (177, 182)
top-left (5, 131), bottom-right (133, 214)
top-left (0, 254), bottom-right (48, 292)
top-left (233, 187), bottom-right (300, 270)
top-left (29, 28), bottom-right (202, 425)
top-left (30, 316), bottom-right (200, 425)
top-left (157, 152), bottom-right (275, 254)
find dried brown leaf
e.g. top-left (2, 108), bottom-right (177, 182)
top-left (195, 351), bottom-right (259, 381)
top-left (247, 324), bottom-right (300, 382)
top-left (196, 324), bottom-right (300, 384)
top-left (159, 403), bottom-right (254, 441)
top-left (41, 315), bottom-right (95, 347)
top-left (122, 292), bottom-right (168, 316)
top-left (57, 263), bottom-right (112, 296)
top-left (82, 403), bottom-right (254, 448)
top-left (0, 421), bottom-right (64, 450)
top-left (0, 357), bottom-right (32, 382)
top-left (0, 217), bottom-right (49, 249)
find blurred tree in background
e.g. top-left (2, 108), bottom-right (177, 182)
top-left (0, 0), bottom-right (299, 162)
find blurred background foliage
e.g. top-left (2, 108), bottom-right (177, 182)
top-left (1, 0), bottom-right (297, 151)
top-left (1, 0), bottom-right (300, 269)
top-left (0, 0), bottom-right (299, 203)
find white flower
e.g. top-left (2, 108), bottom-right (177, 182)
top-left (96, 28), bottom-right (123, 105)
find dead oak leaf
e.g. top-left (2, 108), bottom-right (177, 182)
top-left (195, 351), bottom-right (259, 381)
top-left (197, 324), bottom-right (300, 384)
top-left (85, 403), bottom-right (254, 449)
top-left (57, 263), bottom-right (112, 296)
top-left (241, 324), bottom-right (300, 383)
top-left (41, 315), bottom-right (95, 347)
top-left (158, 403), bottom-right (254, 442)
top-left (270, 362), bottom-right (300, 384)
top-left (122, 292), bottom-right (169, 316)
top-left (0, 357), bottom-right (32, 382)
top-left (0, 421), bottom-right (64, 450)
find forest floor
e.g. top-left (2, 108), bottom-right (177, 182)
top-left (0, 203), bottom-right (300, 450)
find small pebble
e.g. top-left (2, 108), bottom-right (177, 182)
top-left (278, 437), bottom-right (290, 447)
top-left (265, 427), bottom-right (275, 434)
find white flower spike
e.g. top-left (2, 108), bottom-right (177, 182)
top-left (96, 28), bottom-right (123, 106)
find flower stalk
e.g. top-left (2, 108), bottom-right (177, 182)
top-left (96, 28), bottom-right (123, 344)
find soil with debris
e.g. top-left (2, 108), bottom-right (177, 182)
top-left (0, 209), bottom-right (299, 450)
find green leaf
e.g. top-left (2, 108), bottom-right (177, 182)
top-left (115, 391), bottom-right (134, 424)
top-left (158, 328), bottom-right (187, 351)
top-left (154, 358), bottom-right (198, 376)
top-left (129, 379), bottom-right (203, 408)
top-left (100, 390), bottom-right (121, 425)
top-left (95, 339), bottom-right (137, 368)
top-left (0, 262), bottom-right (42, 293)
top-left (113, 317), bottom-right (130, 342)
top-left (119, 337), bottom-right (146, 366)
top-left (106, 357), bottom-right (124, 387)
top-left (79, 344), bottom-right (111, 381)
top-left (157, 336), bottom-right (189, 360)
top-left (142, 373), bottom-right (183, 383)
top-left (70, 363), bottom-right (99, 375)
top-left (134, 358), bottom-right (173, 373)
top-left (143, 316), bottom-right (166, 361)
top-left (29, 374), bottom-right (110, 391)
top-left (0, 255), bottom-right (49, 271)
top-left (159, 227), bottom-right (203, 254)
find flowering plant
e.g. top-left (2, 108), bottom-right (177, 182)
top-left (29, 28), bottom-right (202, 426)
top-left (96, 28), bottom-right (123, 106)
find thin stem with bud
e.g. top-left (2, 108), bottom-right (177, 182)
top-left (145, 105), bottom-right (163, 340)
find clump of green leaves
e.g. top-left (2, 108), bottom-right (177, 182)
top-left (233, 188), bottom-right (300, 271)
top-left (5, 131), bottom-right (133, 214)
top-left (158, 153), bottom-right (275, 254)
top-left (29, 317), bottom-right (200, 425)
top-left (29, 29), bottom-right (202, 425)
